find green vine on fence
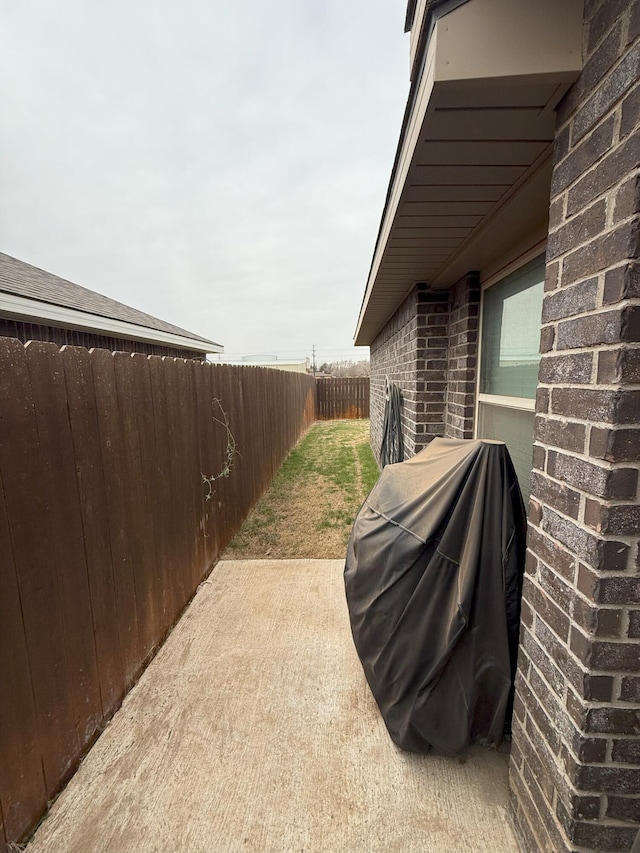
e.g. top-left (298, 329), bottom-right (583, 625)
top-left (201, 398), bottom-right (237, 501)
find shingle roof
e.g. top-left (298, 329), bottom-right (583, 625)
top-left (0, 253), bottom-right (219, 347)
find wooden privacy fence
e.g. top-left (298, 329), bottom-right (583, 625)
top-left (316, 377), bottom-right (370, 420)
top-left (0, 339), bottom-right (316, 849)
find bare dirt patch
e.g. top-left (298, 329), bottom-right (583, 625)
top-left (224, 420), bottom-right (379, 559)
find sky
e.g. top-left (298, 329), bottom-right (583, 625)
top-left (0, 1), bottom-right (409, 364)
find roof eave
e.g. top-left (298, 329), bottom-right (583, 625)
top-left (355, 0), bottom-right (584, 347)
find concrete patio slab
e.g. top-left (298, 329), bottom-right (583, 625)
top-left (27, 559), bottom-right (520, 853)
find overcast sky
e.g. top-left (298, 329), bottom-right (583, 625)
top-left (1, 1), bottom-right (408, 363)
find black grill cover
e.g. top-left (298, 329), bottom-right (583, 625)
top-left (344, 438), bottom-right (526, 754)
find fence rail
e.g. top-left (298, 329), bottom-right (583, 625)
top-left (316, 377), bottom-right (370, 419)
top-left (0, 340), bottom-right (315, 849)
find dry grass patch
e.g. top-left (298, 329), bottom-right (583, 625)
top-left (225, 419), bottom-right (379, 559)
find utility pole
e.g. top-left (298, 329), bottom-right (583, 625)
top-left (312, 344), bottom-right (317, 376)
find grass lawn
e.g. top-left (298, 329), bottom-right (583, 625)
top-left (224, 419), bottom-right (380, 559)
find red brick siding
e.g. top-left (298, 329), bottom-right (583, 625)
top-left (369, 275), bottom-right (479, 460)
top-left (510, 2), bottom-right (640, 850)
top-left (444, 273), bottom-right (479, 440)
top-left (369, 285), bottom-right (450, 461)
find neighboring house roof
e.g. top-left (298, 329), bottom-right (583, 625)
top-left (0, 253), bottom-right (222, 354)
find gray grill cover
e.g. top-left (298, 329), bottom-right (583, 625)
top-left (344, 438), bottom-right (526, 754)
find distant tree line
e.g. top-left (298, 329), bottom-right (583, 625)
top-left (317, 359), bottom-right (370, 377)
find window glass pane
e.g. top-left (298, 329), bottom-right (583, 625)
top-left (477, 402), bottom-right (534, 503)
top-left (480, 256), bottom-right (545, 399)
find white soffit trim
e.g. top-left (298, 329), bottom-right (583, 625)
top-left (0, 292), bottom-right (223, 354)
top-left (354, 0), bottom-right (584, 346)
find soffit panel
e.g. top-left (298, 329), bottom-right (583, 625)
top-left (396, 215), bottom-right (484, 225)
top-left (404, 185), bottom-right (509, 202)
top-left (391, 227), bottom-right (474, 238)
top-left (415, 140), bottom-right (550, 166)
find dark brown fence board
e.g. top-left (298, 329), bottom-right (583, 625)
top-left (132, 354), bottom-right (164, 661)
top-left (184, 359), bottom-right (205, 591)
top-left (0, 800), bottom-right (7, 853)
top-left (113, 352), bottom-right (154, 666)
top-left (213, 364), bottom-right (237, 553)
top-left (204, 365), bottom-right (229, 560)
top-left (193, 361), bottom-right (215, 571)
top-left (151, 357), bottom-right (186, 625)
top-left (163, 357), bottom-right (192, 613)
top-left (191, 360), bottom-right (205, 581)
top-left (0, 339), bottom-right (78, 794)
top-left (0, 472), bottom-right (46, 842)
top-left (138, 354), bottom-right (167, 646)
top-left (26, 343), bottom-right (104, 748)
top-left (177, 358), bottom-right (200, 599)
top-left (147, 356), bottom-right (173, 631)
top-left (82, 347), bottom-right (130, 702)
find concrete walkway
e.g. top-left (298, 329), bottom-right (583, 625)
top-left (27, 560), bottom-right (520, 853)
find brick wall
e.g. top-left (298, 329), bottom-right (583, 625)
top-left (369, 284), bottom-right (450, 462)
top-left (444, 273), bottom-right (480, 440)
top-left (510, 2), bottom-right (640, 851)
top-left (370, 276), bottom-right (479, 460)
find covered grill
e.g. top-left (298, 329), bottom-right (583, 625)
top-left (344, 438), bottom-right (526, 754)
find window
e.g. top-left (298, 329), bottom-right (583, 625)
top-left (476, 255), bottom-right (545, 503)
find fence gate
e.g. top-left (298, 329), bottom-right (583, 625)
top-left (315, 377), bottom-right (370, 420)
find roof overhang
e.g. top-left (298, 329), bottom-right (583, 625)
top-left (0, 291), bottom-right (223, 354)
top-left (355, 0), bottom-right (584, 346)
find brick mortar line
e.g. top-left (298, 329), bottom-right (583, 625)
top-left (527, 514), bottom-right (637, 573)
top-left (520, 652), bottom-right (569, 717)
top-left (555, 104), bottom-right (637, 190)
top-left (532, 442), bottom-right (640, 472)
top-left (509, 764), bottom-right (556, 853)
top-left (548, 261), bottom-right (640, 296)
top-left (539, 385), bottom-right (640, 398)
top-left (550, 186), bottom-right (639, 238)
top-left (536, 415), bottom-right (640, 427)
top-left (535, 413), bottom-right (640, 432)
top-left (527, 550), bottom-right (637, 591)
top-left (518, 711), bottom-right (568, 790)
top-left (542, 292), bottom-right (640, 318)
top-left (517, 690), bottom-right (603, 779)
top-left (533, 436), bottom-right (640, 462)
top-left (534, 590), bottom-right (640, 654)
top-left (514, 707), bottom-right (570, 811)
top-left (526, 548), bottom-right (638, 613)
top-left (540, 343), bottom-right (640, 355)
top-left (541, 328), bottom-right (640, 342)
top-left (546, 197), bottom-right (639, 246)
top-left (533, 504), bottom-right (640, 549)
top-left (554, 29), bottom-right (637, 138)
top-left (584, 6), bottom-right (631, 52)
top-left (522, 599), bottom-right (589, 685)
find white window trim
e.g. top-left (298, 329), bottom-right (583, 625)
top-left (477, 393), bottom-right (536, 412)
top-left (474, 248), bottom-right (545, 438)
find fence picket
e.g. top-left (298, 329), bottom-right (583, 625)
top-left (316, 377), bottom-right (370, 419)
